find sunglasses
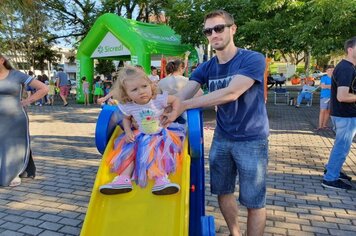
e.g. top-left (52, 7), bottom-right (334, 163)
top-left (202, 24), bottom-right (233, 36)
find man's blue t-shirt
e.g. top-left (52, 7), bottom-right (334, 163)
top-left (320, 75), bottom-right (331, 98)
top-left (330, 59), bottom-right (356, 117)
top-left (190, 49), bottom-right (269, 141)
top-left (56, 71), bottom-right (69, 87)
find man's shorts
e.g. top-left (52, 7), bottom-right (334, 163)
top-left (209, 132), bottom-right (269, 209)
top-left (320, 98), bottom-right (330, 110)
top-left (59, 86), bottom-right (70, 97)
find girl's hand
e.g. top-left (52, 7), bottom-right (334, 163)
top-left (125, 131), bottom-right (135, 143)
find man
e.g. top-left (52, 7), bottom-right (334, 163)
top-left (322, 37), bottom-right (356, 190)
top-left (56, 68), bottom-right (69, 106)
top-left (163, 10), bottom-right (269, 236)
top-left (316, 65), bottom-right (334, 130)
top-left (274, 73), bottom-right (286, 88)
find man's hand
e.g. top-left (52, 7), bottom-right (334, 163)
top-left (160, 99), bottom-right (186, 128)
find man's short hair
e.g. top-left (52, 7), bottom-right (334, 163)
top-left (204, 10), bottom-right (235, 25)
top-left (58, 68), bottom-right (64, 71)
top-left (344, 36), bottom-right (356, 53)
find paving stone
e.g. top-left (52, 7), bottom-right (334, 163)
top-left (39, 214), bottom-right (63, 223)
top-left (18, 225), bottom-right (44, 235)
top-left (328, 229), bottom-right (356, 236)
top-left (20, 218), bottom-right (44, 227)
top-left (0, 230), bottom-right (25, 236)
top-left (58, 218), bottom-right (81, 227)
top-left (301, 225), bottom-right (329, 234)
top-left (38, 230), bottom-right (65, 236)
top-left (58, 225), bottom-right (81, 235)
top-left (1, 94), bottom-right (353, 236)
top-left (38, 222), bottom-right (63, 231)
top-left (0, 222), bottom-right (24, 231)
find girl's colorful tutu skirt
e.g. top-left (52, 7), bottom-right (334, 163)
top-left (106, 127), bottom-right (185, 187)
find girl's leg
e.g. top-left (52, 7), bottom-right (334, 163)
top-left (121, 162), bottom-right (134, 176)
top-left (99, 162), bottom-right (135, 195)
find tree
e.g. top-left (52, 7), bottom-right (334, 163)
top-left (42, 0), bottom-right (99, 43)
top-left (95, 59), bottom-right (115, 76)
top-left (166, 0), bottom-right (355, 72)
top-left (42, 0), bottom-right (171, 47)
top-left (0, 0), bottom-right (60, 72)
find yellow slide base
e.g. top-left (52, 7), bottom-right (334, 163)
top-left (81, 127), bottom-right (191, 236)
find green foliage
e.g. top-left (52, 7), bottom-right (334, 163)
top-left (166, 0), bottom-right (355, 64)
top-left (0, 0), bottom-right (60, 71)
top-left (2, 0), bottom-right (355, 69)
top-left (95, 59), bottom-right (115, 76)
top-left (42, 0), bottom-right (99, 44)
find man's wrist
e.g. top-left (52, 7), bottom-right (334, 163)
top-left (182, 100), bottom-right (189, 111)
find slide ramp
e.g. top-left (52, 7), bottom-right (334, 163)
top-left (81, 126), bottom-right (191, 236)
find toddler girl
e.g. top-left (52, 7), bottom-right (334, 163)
top-left (99, 66), bottom-right (185, 195)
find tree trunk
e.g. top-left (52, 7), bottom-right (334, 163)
top-left (304, 47), bottom-right (311, 76)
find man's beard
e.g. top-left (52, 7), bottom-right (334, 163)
top-left (212, 37), bottom-right (231, 51)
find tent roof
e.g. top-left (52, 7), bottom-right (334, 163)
top-left (77, 13), bottom-right (196, 59)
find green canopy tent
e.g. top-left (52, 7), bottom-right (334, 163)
top-left (76, 13), bottom-right (198, 103)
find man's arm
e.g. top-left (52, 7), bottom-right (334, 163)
top-left (182, 75), bottom-right (255, 110)
top-left (162, 75), bottom-right (254, 126)
top-left (337, 87), bottom-right (356, 103)
top-left (176, 80), bottom-right (202, 100)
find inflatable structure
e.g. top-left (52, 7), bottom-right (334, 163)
top-left (76, 13), bottom-right (198, 103)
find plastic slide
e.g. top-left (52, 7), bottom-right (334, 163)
top-left (81, 125), bottom-right (191, 236)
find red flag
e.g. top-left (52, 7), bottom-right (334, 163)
top-left (160, 56), bottom-right (167, 79)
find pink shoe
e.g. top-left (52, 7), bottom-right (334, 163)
top-left (99, 175), bottom-right (132, 195)
top-left (152, 176), bottom-right (180, 195)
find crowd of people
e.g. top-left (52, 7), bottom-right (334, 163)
top-left (0, 9), bottom-right (355, 236)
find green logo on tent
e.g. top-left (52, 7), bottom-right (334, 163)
top-left (97, 45), bottom-right (125, 54)
top-left (98, 46), bottom-right (104, 53)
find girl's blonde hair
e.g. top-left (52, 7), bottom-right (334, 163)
top-left (112, 66), bottom-right (158, 103)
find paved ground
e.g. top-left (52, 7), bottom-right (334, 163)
top-left (0, 88), bottom-right (355, 236)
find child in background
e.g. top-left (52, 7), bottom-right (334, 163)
top-left (103, 83), bottom-right (112, 104)
top-left (148, 66), bottom-right (160, 83)
top-left (47, 79), bottom-right (56, 105)
top-left (82, 76), bottom-right (90, 106)
top-left (99, 66), bottom-right (185, 195)
top-left (93, 76), bottom-right (104, 104)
